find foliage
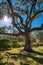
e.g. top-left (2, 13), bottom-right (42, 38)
top-left (31, 31), bottom-right (43, 46)
top-left (18, 36), bottom-right (24, 42)
top-left (12, 40), bottom-right (20, 48)
top-left (0, 38), bottom-right (12, 49)
top-left (0, 38), bottom-right (25, 49)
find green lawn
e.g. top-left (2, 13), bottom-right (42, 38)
top-left (0, 46), bottom-right (43, 65)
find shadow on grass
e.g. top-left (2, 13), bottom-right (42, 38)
top-left (20, 62), bottom-right (29, 65)
top-left (30, 50), bottom-right (43, 64)
top-left (6, 50), bottom-right (43, 64)
top-left (31, 50), bottom-right (43, 56)
top-left (30, 56), bottom-right (43, 64)
top-left (0, 63), bottom-right (5, 65)
top-left (0, 48), bottom-right (11, 51)
top-left (0, 49), bottom-right (43, 65)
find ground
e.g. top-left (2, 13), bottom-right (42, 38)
top-left (0, 46), bottom-right (43, 65)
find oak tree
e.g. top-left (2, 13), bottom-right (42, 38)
top-left (0, 0), bottom-right (43, 51)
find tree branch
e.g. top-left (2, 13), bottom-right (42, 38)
top-left (17, 22), bottom-right (24, 29)
top-left (13, 7), bottom-right (28, 15)
top-left (0, 32), bottom-right (25, 36)
top-left (30, 26), bottom-right (43, 32)
top-left (7, 0), bottom-right (25, 27)
top-left (7, 0), bottom-right (25, 32)
top-left (26, 10), bottom-right (43, 26)
top-left (11, 12), bottom-right (23, 25)
top-left (25, 0), bottom-right (37, 26)
top-left (7, 0), bottom-right (13, 12)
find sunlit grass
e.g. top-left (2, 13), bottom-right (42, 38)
top-left (0, 46), bottom-right (43, 65)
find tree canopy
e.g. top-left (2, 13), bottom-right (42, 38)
top-left (0, 0), bottom-right (43, 51)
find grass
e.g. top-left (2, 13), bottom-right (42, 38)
top-left (0, 46), bottom-right (43, 65)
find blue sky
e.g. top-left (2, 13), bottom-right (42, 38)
top-left (32, 13), bottom-right (43, 28)
top-left (0, 0), bottom-right (43, 29)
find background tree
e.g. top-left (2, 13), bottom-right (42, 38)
top-left (34, 31), bottom-right (43, 44)
top-left (0, 0), bottom-right (43, 52)
top-left (30, 30), bottom-right (43, 46)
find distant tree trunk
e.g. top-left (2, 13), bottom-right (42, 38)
top-left (24, 33), bottom-right (32, 52)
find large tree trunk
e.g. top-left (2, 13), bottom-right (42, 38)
top-left (24, 34), bottom-right (32, 52)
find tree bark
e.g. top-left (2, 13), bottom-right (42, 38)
top-left (24, 33), bottom-right (32, 52)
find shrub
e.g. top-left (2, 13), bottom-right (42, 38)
top-left (0, 39), bottom-right (11, 49)
top-left (12, 40), bottom-right (20, 48)
top-left (18, 38), bottom-right (24, 42)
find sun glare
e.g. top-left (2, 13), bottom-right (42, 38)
top-left (4, 15), bottom-right (8, 21)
